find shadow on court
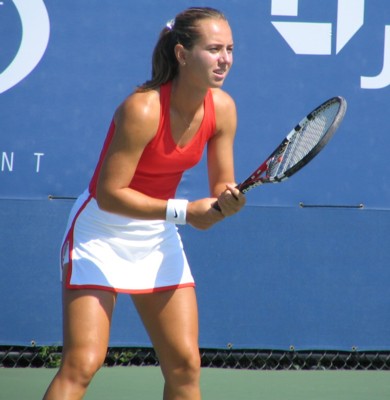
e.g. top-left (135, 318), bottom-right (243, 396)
top-left (0, 367), bottom-right (389, 399)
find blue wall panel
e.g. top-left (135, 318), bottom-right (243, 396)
top-left (1, 200), bottom-right (389, 351)
top-left (1, 0), bottom-right (390, 350)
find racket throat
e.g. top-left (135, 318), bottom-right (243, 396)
top-left (238, 179), bottom-right (264, 193)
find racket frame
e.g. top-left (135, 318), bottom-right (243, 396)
top-left (237, 96), bottom-right (347, 194)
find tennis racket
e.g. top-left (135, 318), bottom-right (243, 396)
top-left (213, 96), bottom-right (347, 209)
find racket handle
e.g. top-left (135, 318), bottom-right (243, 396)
top-left (212, 201), bottom-right (222, 212)
top-left (212, 183), bottom-right (242, 212)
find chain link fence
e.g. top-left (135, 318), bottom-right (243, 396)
top-left (1, 346), bottom-right (390, 370)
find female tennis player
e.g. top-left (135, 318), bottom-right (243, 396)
top-left (44, 7), bottom-right (245, 400)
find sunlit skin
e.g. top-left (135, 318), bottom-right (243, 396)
top-left (94, 18), bottom-right (244, 230)
top-left (43, 16), bottom-right (245, 400)
top-left (170, 19), bottom-right (234, 123)
top-left (177, 18), bottom-right (234, 89)
top-left (169, 18), bottom-right (243, 226)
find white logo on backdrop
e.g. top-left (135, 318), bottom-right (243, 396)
top-left (271, 0), bottom-right (390, 89)
top-left (0, 0), bottom-right (50, 94)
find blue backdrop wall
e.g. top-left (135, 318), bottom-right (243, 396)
top-left (1, 0), bottom-right (389, 351)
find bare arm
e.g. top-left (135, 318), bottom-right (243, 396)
top-left (186, 89), bottom-right (245, 229)
top-left (210, 90), bottom-right (245, 216)
top-left (96, 88), bottom-right (244, 229)
top-left (96, 91), bottom-right (167, 220)
top-left (207, 89), bottom-right (237, 197)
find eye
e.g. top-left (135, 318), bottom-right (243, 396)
top-left (207, 45), bottom-right (234, 55)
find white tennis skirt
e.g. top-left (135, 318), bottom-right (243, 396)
top-left (61, 190), bottom-right (194, 294)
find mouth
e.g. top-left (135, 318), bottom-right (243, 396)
top-left (213, 69), bottom-right (228, 79)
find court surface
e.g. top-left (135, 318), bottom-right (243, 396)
top-left (1, 366), bottom-right (389, 399)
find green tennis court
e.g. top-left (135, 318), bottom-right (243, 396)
top-left (1, 367), bottom-right (389, 399)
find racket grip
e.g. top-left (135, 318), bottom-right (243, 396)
top-left (212, 183), bottom-right (242, 212)
top-left (212, 201), bottom-right (222, 212)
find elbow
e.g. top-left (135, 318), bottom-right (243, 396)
top-left (95, 196), bottom-right (111, 213)
top-left (95, 187), bottom-right (114, 213)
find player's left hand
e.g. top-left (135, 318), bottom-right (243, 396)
top-left (217, 183), bottom-right (246, 217)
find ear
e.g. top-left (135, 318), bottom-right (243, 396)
top-left (174, 44), bottom-right (188, 67)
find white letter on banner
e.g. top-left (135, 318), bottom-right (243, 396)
top-left (361, 26), bottom-right (390, 89)
top-left (336, 0), bottom-right (365, 54)
top-left (271, 22), bottom-right (332, 55)
top-left (2, 152), bottom-right (14, 172)
top-left (0, 0), bottom-right (50, 94)
top-left (34, 153), bottom-right (44, 173)
top-left (271, 0), bottom-right (298, 16)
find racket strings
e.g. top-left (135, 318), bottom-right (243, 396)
top-left (268, 102), bottom-right (340, 178)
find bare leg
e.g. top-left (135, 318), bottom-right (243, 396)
top-left (132, 287), bottom-right (201, 400)
top-left (43, 264), bottom-right (116, 400)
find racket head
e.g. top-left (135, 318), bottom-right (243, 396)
top-left (238, 96), bottom-right (347, 193)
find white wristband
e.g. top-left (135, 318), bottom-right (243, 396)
top-left (166, 199), bottom-right (188, 225)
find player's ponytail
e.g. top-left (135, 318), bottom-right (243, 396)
top-left (139, 25), bottom-right (179, 91)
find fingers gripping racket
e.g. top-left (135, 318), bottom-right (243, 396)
top-left (214, 96), bottom-right (347, 210)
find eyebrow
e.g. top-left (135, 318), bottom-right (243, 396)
top-left (204, 41), bottom-right (234, 47)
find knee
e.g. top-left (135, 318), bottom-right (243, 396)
top-left (164, 348), bottom-right (201, 385)
top-left (61, 348), bottom-right (106, 387)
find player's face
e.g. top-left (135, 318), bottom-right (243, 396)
top-left (186, 18), bottom-right (234, 88)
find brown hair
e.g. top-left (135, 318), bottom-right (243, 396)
top-left (137, 7), bottom-right (227, 92)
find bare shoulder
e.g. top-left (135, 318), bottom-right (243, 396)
top-left (211, 88), bottom-right (236, 112)
top-left (114, 89), bottom-right (161, 143)
top-left (210, 88), bottom-right (237, 133)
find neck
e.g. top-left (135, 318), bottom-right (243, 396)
top-left (170, 78), bottom-right (208, 116)
top-left (169, 78), bottom-right (208, 136)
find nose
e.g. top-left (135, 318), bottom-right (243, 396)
top-left (219, 49), bottom-right (232, 65)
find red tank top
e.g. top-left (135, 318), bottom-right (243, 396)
top-left (89, 81), bottom-right (216, 200)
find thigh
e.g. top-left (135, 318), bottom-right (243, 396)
top-left (61, 264), bottom-right (117, 356)
top-left (131, 288), bottom-right (199, 367)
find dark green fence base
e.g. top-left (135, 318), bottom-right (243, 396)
top-left (1, 346), bottom-right (389, 371)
